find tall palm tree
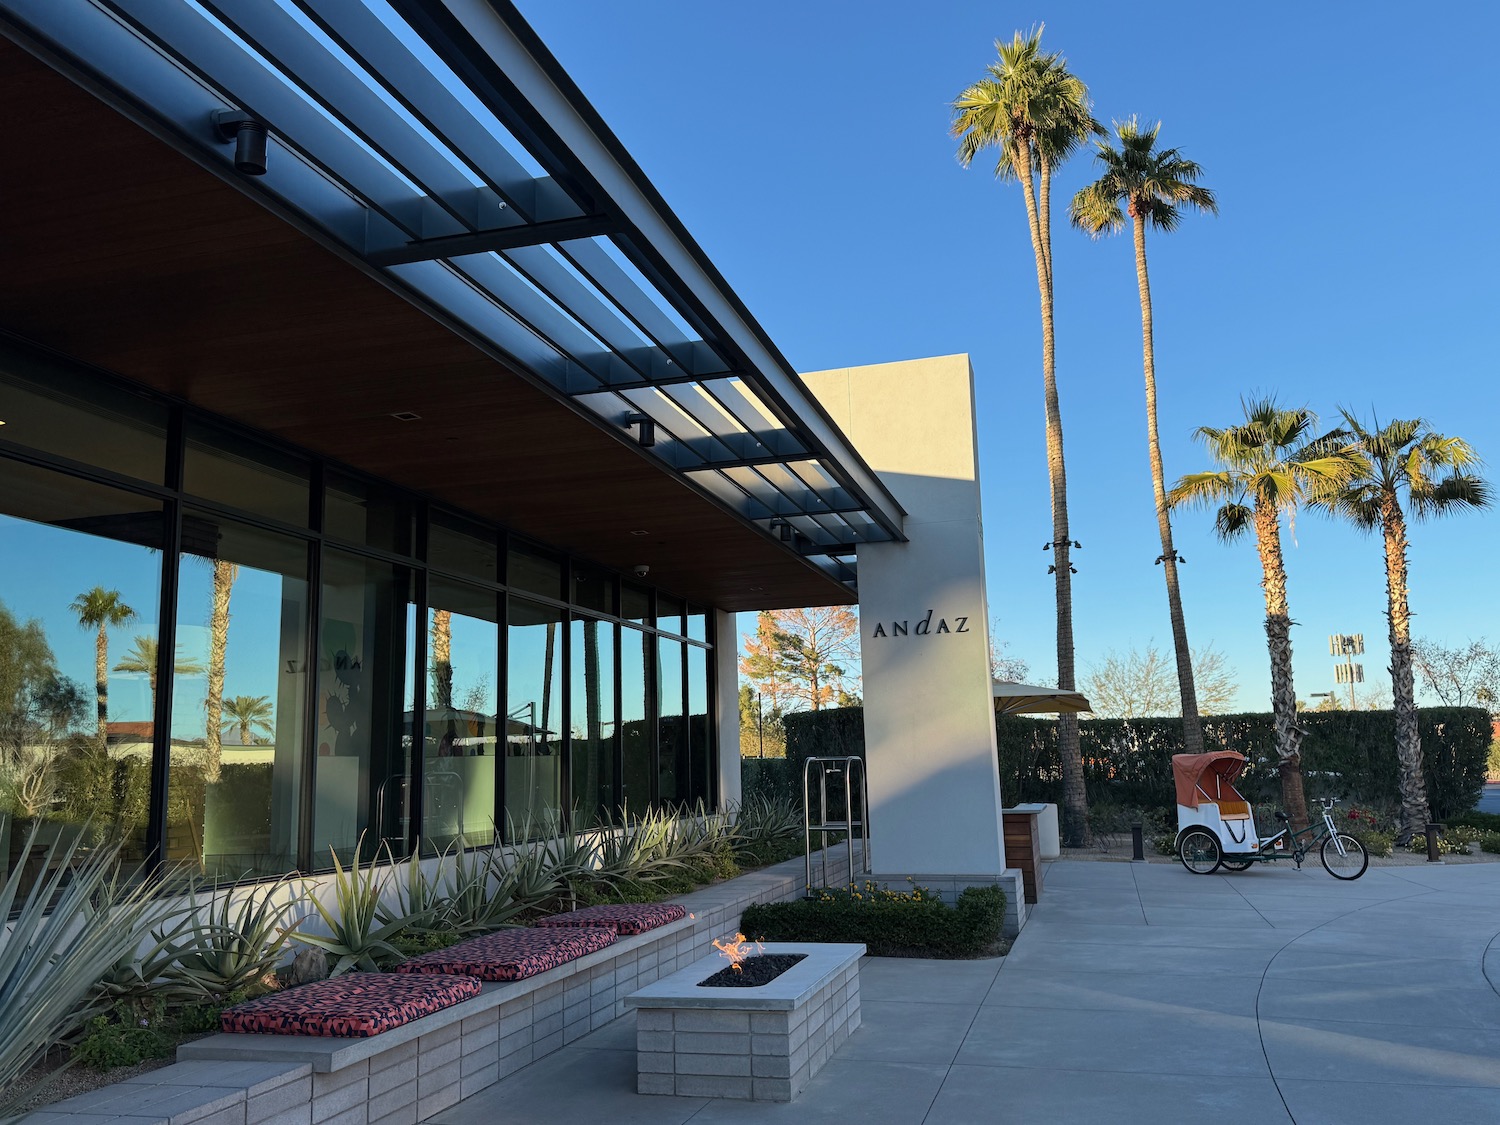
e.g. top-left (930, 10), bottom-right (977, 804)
top-left (114, 635), bottom-right (204, 714)
top-left (1070, 117), bottom-right (1217, 755)
top-left (1314, 413), bottom-right (1490, 841)
top-left (952, 26), bottom-right (1099, 846)
top-left (220, 694), bottom-right (274, 745)
top-left (203, 560), bottom-right (238, 784)
top-left (69, 587), bottom-right (136, 750)
top-left (1170, 400), bottom-right (1358, 830)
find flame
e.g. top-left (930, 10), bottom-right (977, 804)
top-left (711, 932), bottom-right (764, 973)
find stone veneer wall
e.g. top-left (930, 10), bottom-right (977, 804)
top-left (23, 847), bottom-right (861, 1125)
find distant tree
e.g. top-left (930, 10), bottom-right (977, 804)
top-left (1071, 117), bottom-right (1217, 754)
top-left (114, 635), bottom-right (204, 715)
top-left (1411, 638), bottom-right (1500, 710)
top-left (70, 587), bottom-right (136, 751)
top-left (738, 683), bottom-right (786, 759)
top-left (989, 618), bottom-right (1033, 683)
top-left (220, 694), bottom-right (275, 745)
top-left (952, 26), bottom-right (1100, 847)
top-left (1083, 643), bottom-right (1237, 719)
top-left (0, 601), bottom-right (87, 768)
top-left (739, 608), bottom-right (858, 712)
top-left (1314, 413), bottom-right (1490, 841)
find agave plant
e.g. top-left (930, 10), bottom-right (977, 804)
top-left (0, 827), bottom-right (163, 1113)
top-left (734, 792), bottom-right (803, 850)
top-left (295, 840), bottom-right (423, 976)
top-left (376, 841), bottom-right (450, 933)
top-left (161, 878), bottom-right (305, 1000)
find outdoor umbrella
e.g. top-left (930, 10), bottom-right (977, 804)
top-left (991, 680), bottom-right (1093, 717)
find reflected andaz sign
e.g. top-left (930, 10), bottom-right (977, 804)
top-left (869, 610), bottom-right (971, 638)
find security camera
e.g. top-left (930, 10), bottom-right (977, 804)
top-left (632, 564), bottom-right (650, 579)
top-left (212, 110), bottom-right (269, 176)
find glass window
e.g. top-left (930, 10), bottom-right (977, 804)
top-left (428, 512), bottom-right (498, 583)
top-left (183, 420), bottom-right (311, 526)
top-left (506, 542), bottom-right (562, 601)
top-left (0, 460), bottom-right (163, 896)
top-left (314, 551), bottom-right (412, 865)
top-left (0, 344), bottom-right (169, 484)
top-left (569, 616), bottom-right (616, 827)
top-left (506, 596), bottom-right (562, 837)
top-left (687, 644), bottom-right (711, 804)
top-left (657, 636), bottom-right (685, 806)
top-left (171, 517), bottom-right (309, 880)
top-left (686, 605), bottom-right (708, 643)
top-left (324, 471), bottom-right (414, 555)
top-left (657, 596), bottom-right (685, 637)
top-left (620, 625), bottom-right (651, 811)
top-left (621, 583), bottom-right (651, 626)
top-left (570, 563), bottom-right (616, 616)
top-left (424, 578), bottom-right (499, 849)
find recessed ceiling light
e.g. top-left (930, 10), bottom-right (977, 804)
top-left (391, 411), bottom-right (422, 422)
top-left (629, 529), bottom-right (649, 536)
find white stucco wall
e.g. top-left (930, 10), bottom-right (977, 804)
top-left (802, 355), bottom-right (1006, 878)
top-left (715, 607), bottom-right (742, 808)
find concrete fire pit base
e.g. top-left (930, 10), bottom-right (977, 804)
top-left (625, 942), bottom-right (864, 1101)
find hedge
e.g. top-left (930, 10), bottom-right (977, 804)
top-left (741, 884), bottom-right (1004, 958)
top-left (763, 705), bottom-right (1490, 820)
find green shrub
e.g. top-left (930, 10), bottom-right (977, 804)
top-left (740, 882), bottom-right (1004, 958)
top-left (1448, 810), bottom-right (1500, 833)
top-left (1479, 832), bottom-right (1500, 855)
top-left (73, 1009), bottom-right (172, 1070)
top-left (1348, 829), bottom-right (1393, 857)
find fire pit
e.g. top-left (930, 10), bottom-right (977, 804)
top-left (625, 936), bottom-right (864, 1101)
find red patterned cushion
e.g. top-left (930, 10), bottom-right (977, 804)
top-left (220, 972), bottom-right (481, 1038)
top-left (395, 925), bottom-right (617, 981)
top-left (534, 902), bottom-right (688, 936)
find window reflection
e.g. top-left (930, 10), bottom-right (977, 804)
top-left (0, 461), bottom-right (162, 896)
top-left (171, 518), bottom-right (308, 880)
top-left (570, 616), bottom-right (615, 827)
top-left (688, 645), bottom-right (710, 805)
top-left (657, 636), bottom-right (685, 806)
top-left (621, 626), bottom-right (651, 812)
top-left (507, 597), bottom-right (562, 837)
top-left (424, 579), bottom-right (498, 849)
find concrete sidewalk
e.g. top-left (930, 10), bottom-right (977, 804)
top-left (430, 860), bottom-right (1500, 1125)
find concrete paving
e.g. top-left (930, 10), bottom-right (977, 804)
top-left (429, 860), bottom-right (1500, 1125)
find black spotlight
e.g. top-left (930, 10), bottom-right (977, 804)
top-left (212, 110), bottom-right (268, 176)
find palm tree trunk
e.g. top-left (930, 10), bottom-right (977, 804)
top-left (431, 609), bottom-right (453, 713)
top-left (1255, 504), bottom-right (1308, 831)
top-left (1381, 495), bottom-right (1429, 839)
top-left (1015, 138), bottom-right (1087, 845)
top-left (95, 625), bottom-right (110, 753)
top-left (205, 561), bottom-right (238, 784)
top-left (1131, 213), bottom-right (1203, 753)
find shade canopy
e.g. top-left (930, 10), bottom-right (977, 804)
top-left (991, 681), bottom-right (1093, 717)
top-left (1171, 752), bottom-right (1248, 809)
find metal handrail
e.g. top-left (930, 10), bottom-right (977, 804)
top-left (803, 755), bottom-right (871, 892)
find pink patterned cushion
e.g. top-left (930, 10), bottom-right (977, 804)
top-left (220, 972), bottom-right (480, 1038)
top-left (395, 926), bottom-right (617, 981)
top-left (534, 902), bottom-right (687, 936)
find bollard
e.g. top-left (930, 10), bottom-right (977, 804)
top-left (1131, 822), bottom-right (1145, 862)
top-left (1425, 822), bottom-right (1443, 863)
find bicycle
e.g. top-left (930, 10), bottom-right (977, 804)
top-left (1179, 796), bottom-right (1368, 880)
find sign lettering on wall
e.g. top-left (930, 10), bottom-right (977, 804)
top-left (869, 610), bottom-right (971, 639)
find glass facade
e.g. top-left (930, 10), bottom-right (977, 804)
top-left (0, 338), bottom-right (716, 896)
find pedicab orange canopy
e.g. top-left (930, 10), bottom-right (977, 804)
top-left (1172, 751), bottom-right (1248, 808)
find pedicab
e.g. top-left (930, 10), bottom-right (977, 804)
top-left (1171, 751), bottom-right (1368, 879)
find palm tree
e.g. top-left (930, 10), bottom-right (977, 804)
top-left (69, 587), bottom-right (136, 750)
top-left (114, 635), bottom-right (204, 714)
top-left (1070, 117), bottom-right (1217, 755)
top-left (203, 560), bottom-right (238, 784)
top-left (1314, 413), bottom-right (1490, 841)
top-left (952, 26), bottom-right (1099, 846)
top-left (220, 694), bottom-right (274, 745)
top-left (1170, 400), bottom-right (1359, 830)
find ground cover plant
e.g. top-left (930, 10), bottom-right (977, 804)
top-left (741, 881), bottom-right (1004, 958)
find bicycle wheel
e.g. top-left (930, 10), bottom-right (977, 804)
top-left (1219, 857), bottom-right (1254, 872)
top-left (1178, 829), bottom-right (1221, 875)
top-left (1321, 833), bottom-right (1368, 880)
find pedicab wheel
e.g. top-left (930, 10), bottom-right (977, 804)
top-left (1178, 829), bottom-right (1222, 875)
top-left (1321, 833), bottom-right (1368, 880)
top-left (1219, 857), bottom-right (1254, 872)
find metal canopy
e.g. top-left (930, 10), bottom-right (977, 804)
top-left (0, 0), bottom-right (905, 592)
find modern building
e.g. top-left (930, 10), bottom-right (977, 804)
top-left (0, 0), bottom-right (917, 894)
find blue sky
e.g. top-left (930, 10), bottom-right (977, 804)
top-left (519, 1), bottom-right (1500, 711)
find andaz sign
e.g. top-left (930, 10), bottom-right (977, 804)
top-left (869, 610), bottom-right (971, 639)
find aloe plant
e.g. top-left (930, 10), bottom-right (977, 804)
top-left (295, 842), bottom-right (422, 976)
top-left (162, 878), bottom-right (304, 999)
top-left (0, 827), bottom-right (162, 1113)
